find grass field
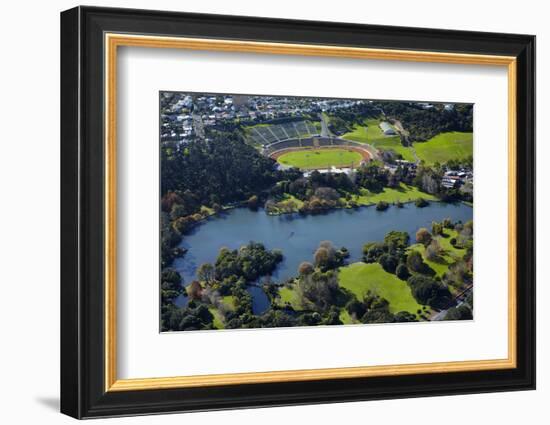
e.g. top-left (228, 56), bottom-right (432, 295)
top-left (413, 132), bottom-right (473, 164)
top-left (278, 285), bottom-right (301, 309)
top-left (221, 295), bottom-right (236, 311)
top-left (339, 262), bottom-right (423, 315)
top-left (342, 118), bottom-right (415, 162)
top-left (277, 148), bottom-right (363, 169)
top-left (339, 309), bottom-right (354, 324)
top-left (351, 183), bottom-right (437, 206)
top-left (207, 295), bottom-right (237, 330)
top-left (408, 229), bottom-right (467, 278)
top-left (208, 307), bottom-right (225, 329)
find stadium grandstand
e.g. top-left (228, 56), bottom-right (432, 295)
top-left (246, 121), bottom-right (320, 146)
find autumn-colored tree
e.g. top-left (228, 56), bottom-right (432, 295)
top-left (425, 239), bottom-right (442, 261)
top-left (161, 191), bottom-right (182, 212)
top-left (298, 261), bottom-right (314, 275)
top-left (416, 227), bottom-right (432, 246)
top-left (314, 247), bottom-right (330, 268)
top-left (187, 280), bottom-right (203, 300)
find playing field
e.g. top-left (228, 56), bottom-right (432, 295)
top-left (277, 148), bottom-right (363, 169)
top-left (352, 183), bottom-right (437, 206)
top-left (342, 118), bottom-right (415, 162)
top-left (339, 262), bottom-right (424, 316)
top-left (413, 131), bottom-right (473, 164)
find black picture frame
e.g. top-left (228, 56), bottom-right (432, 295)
top-left (61, 5), bottom-right (536, 419)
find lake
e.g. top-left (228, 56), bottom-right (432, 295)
top-left (173, 202), bottom-right (473, 313)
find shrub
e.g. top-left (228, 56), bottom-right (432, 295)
top-left (346, 300), bottom-right (367, 319)
top-left (408, 275), bottom-right (452, 310)
top-left (443, 304), bottom-right (473, 321)
top-left (363, 242), bottom-right (386, 263)
top-left (394, 311), bottom-right (417, 322)
top-left (379, 253), bottom-right (399, 273)
top-left (376, 201), bottom-right (389, 211)
top-left (395, 263), bottom-right (410, 280)
top-left (415, 198), bottom-right (429, 208)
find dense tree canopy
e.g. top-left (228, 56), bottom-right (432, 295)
top-left (215, 242), bottom-right (283, 282)
top-left (375, 101), bottom-right (473, 142)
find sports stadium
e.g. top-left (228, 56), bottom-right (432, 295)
top-left (246, 119), bottom-right (376, 171)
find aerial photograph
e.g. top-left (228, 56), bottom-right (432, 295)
top-left (159, 92), bottom-right (474, 332)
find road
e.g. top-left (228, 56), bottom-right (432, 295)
top-left (320, 113), bottom-right (331, 138)
top-left (431, 285), bottom-right (473, 321)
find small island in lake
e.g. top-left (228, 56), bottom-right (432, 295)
top-left (160, 92), bottom-right (474, 331)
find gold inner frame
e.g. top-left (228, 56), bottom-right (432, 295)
top-left (104, 33), bottom-right (518, 392)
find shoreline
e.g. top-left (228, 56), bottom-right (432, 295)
top-left (264, 197), bottom-right (472, 217)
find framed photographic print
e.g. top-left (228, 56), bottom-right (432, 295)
top-left (60, 6), bottom-right (536, 419)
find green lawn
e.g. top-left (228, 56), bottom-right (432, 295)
top-left (352, 183), bottom-right (437, 206)
top-left (277, 148), bottom-right (363, 169)
top-left (267, 193), bottom-right (304, 215)
top-left (208, 307), bottom-right (225, 329)
top-left (413, 132), bottom-right (473, 164)
top-left (339, 262), bottom-right (424, 315)
top-left (408, 229), bottom-right (467, 278)
top-left (342, 118), bottom-right (415, 162)
top-left (342, 118), bottom-right (391, 143)
top-left (207, 295), bottom-right (237, 330)
top-left (408, 244), bottom-right (448, 277)
top-left (221, 295), bottom-right (236, 311)
top-left (278, 285), bottom-right (301, 310)
top-left (339, 309), bottom-right (354, 324)
top-left (245, 123), bottom-right (272, 129)
top-left (439, 229), bottom-right (466, 254)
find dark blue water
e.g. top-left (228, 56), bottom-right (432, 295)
top-left (173, 202), bottom-right (472, 313)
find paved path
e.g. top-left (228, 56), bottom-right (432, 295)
top-left (320, 113), bottom-right (331, 138)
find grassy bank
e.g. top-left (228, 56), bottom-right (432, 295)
top-left (338, 262), bottom-right (424, 316)
top-left (408, 229), bottom-right (467, 278)
top-left (342, 118), bottom-right (415, 162)
top-left (351, 183), bottom-right (438, 206)
top-left (413, 131), bottom-right (473, 164)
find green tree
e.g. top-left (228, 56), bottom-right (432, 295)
top-left (395, 263), bottom-right (410, 280)
top-left (406, 250), bottom-right (434, 275)
top-left (443, 304), bottom-right (473, 321)
top-left (384, 231), bottom-right (410, 251)
top-left (376, 201), bottom-right (389, 211)
top-left (408, 275), bottom-right (452, 309)
top-left (379, 253), bottom-right (399, 273)
top-left (197, 263), bottom-right (215, 284)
